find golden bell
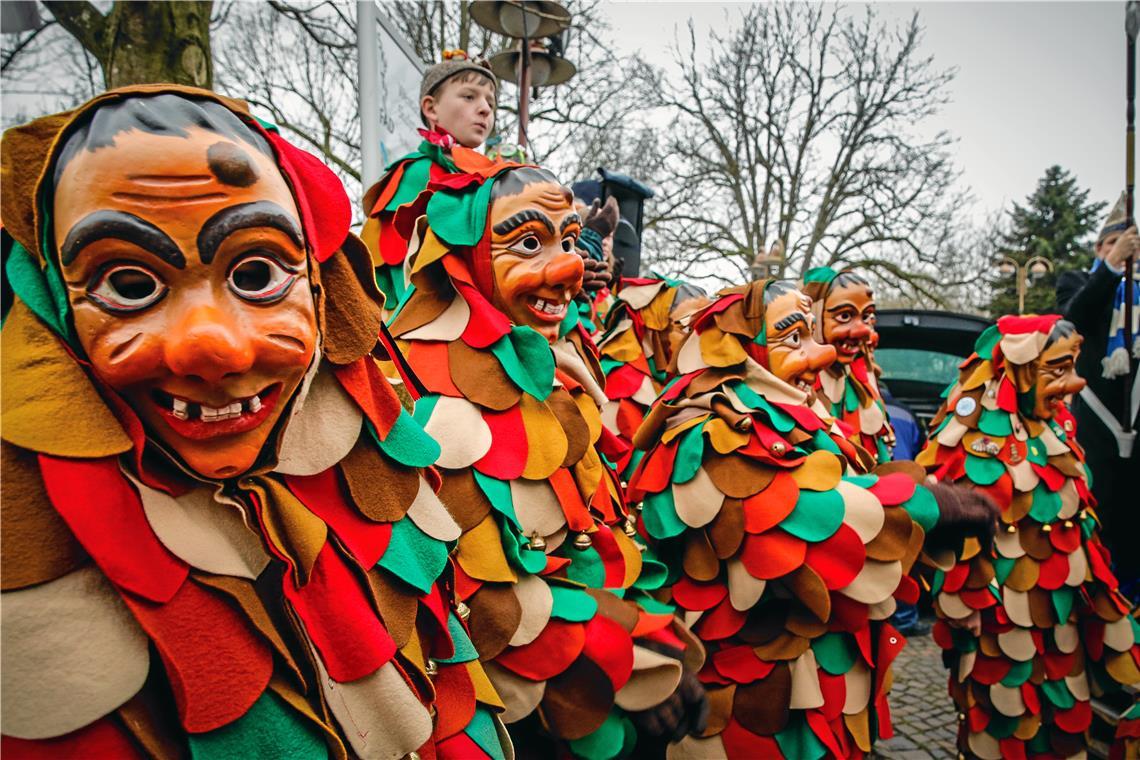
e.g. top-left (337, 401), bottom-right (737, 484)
top-left (425, 659), bottom-right (438, 677)
top-left (456, 601), bottom-right (471, 620)
top-left (529, 533), bottom-right (547, 551)
top-left (771, 441), bottom-right (786, 455)
top-left (957, 713), bottom-right (967, 722)
top-left (623, 515), bottom-right (638, 537)
top-left (1006, 524), bottom-right (1017, 533)
top-left (1042, 523), bottom-right (1052, 532)
top-left (1063, 520), bottom-right (1073, 529)
top-left (573, 532), bottom-right (593, 550)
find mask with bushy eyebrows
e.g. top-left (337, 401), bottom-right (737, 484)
top-left (488, 167), bottom-right (585, 342)
top-left (51, 94), bottom-right (318, 480)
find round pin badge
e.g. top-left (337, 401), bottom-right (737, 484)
top-left (954, 397), bottom-right (977, 417)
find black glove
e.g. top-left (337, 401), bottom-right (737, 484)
top-left (628, 665), bottom-right (709, 742)
top-left (924, 480), bottom-right (1000, 556)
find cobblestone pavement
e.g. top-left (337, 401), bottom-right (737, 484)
top-left (873, 627), bottom-right (959, 760)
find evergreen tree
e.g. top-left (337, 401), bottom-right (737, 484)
top-left (988, 165), bottom-right (1106, 317)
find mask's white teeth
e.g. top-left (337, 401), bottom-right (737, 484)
top-left (249, 394), bottom-right (262, 413)
top-left (171, 397), bottom-right (189, 420)
top-left (535, 298), bottom-right (547, 310)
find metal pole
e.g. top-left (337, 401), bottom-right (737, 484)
top-left (517, 37), bottom-right (531, 148)
top-left (1124, 1), bottom-right (1138, 433)
top-left (357, 0), bottom-right (382, 187)
top-left (1017, 266), bottom-right (1026, 315)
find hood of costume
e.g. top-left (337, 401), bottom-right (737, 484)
top-left (916, 314), bottom-right (1139, 758)
top-left (626, 279), bottom-right (944, 758)
top-left (1, 86), bottom-right (507, 759)
top-left (802, 267), bottom-right (894, 464)
top-left (596, 276), bottom-right (691, 476)
top-left (385, 162), bottom-right (698, 757)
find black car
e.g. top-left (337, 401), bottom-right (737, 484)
top-left (873, 309), bottom-right (993, 428)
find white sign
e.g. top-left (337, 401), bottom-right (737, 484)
top-left (358, 1), bottom-right (426, 185)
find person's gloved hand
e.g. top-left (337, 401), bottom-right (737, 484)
top-left (584, 196), bottom-right (620, 238)
top-left (581, 253), bottom-right (610, 293)
top-left (923, 479), bottom-right (1000, 555)
top-left (628, 669), bottom-right (709, 742)
top-left (1106, 225), bottom-right (1139, 271)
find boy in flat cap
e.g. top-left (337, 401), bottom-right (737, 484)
top-left (361, 50), bottom-right (499, 313)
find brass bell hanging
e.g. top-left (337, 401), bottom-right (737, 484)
top-left (573, 532), bottom-right (593, 549)
top-left (456, 601), bottom-right (471, 620)
top-left (623, 515), bottom-right (638, 537)
top-left (425, 659), bottom-right (438, 677)
top-left (529, 533), bottom-right (547, 551)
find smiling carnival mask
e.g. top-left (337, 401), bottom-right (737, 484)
top-left (762, 284), bottom-right (837, 393)
top-left (488, 167), bottom-right (584, 341)
top-left (27, 94), bottom-right (340, 480)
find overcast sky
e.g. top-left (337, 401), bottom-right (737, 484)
top-left (601, 1), bottom-right (1130, 222)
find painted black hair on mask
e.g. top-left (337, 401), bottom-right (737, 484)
top-left (764, 279), bottom-right (799, 298)
top-left (51, 94), bottom-right (273, 188)
top-left (1045, 319), bottom-right (1077, 349)
top-left (491, 167), bottom-right (564, 201)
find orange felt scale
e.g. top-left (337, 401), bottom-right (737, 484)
top-left (742, 473), bottom-right (799, 533)
top-left (741, 530), bottom-right (808, 580)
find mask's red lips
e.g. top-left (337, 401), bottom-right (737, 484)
top-left (152, 384), bottom-right (282, 441)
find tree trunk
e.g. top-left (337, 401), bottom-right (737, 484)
top-left (44, 1), bottom-right (213, 90)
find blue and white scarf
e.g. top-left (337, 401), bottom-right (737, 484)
top-left (1099, 257), bottom-right (1140, 379)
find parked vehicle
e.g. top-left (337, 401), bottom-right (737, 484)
top-left (873, 309), bottom-right (992, 427)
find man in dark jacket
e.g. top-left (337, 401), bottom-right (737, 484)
top-left (1056, 194), bottom-right (1140, 593)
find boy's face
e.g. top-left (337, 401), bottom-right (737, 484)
top-left (53, 125), bottom-right (318, 480)
top-left (422, 75), bottom-right (496, 148)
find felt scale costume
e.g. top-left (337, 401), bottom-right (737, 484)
top-left (385, 163), bottom-right (697, 759)
top-left (627, 280), bottom-right (947, 759)
top-left (916, 315), bottom-right (1140, 758)
top-left (1, 88), bottom-right (509, 760)
top-left (802, 267), bottom-right (895, 465)
top-left (596, 276), bottom-right (702, 478)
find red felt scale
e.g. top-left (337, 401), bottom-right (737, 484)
top-left (39, 455), bottom-right (189, 603)
top-left (282, 542), bottom-right (397, 682)
top-left (286, 470), bottom-right (392, 568)
top-left (496, 621), bottom-right (586, 681)
top-left (121, 578), bottom-right (273, 732)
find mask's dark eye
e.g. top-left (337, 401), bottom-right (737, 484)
top-left (228, 255), bottom-right (298, 303)
top-left (508, 235), bottom-right (543, 256)
top-left (561, 237), bottom-right (576, 253)
top-left (88, 264), bottom-right (166, 313)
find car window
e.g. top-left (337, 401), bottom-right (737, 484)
top-left (875, 348), bottom-right (961, 386)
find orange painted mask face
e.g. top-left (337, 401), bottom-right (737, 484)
top-left (54, 125), bottom-right (318, 480)
top-left (489, 177), bottom-right (584, 342)
top-left (821, 280), bottom-right (876, 364)
top-left (765, 289), bottom-right (837, 392)
top-left (1033, 331), bottom-right (1085, 419)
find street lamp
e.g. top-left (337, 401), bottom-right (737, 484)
top-left (749, 240), bottom-right (786, 281)
top-left (470, 0), bottom-right (574, 151)
top-left (994, 254), bottom-right (1054, 314)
